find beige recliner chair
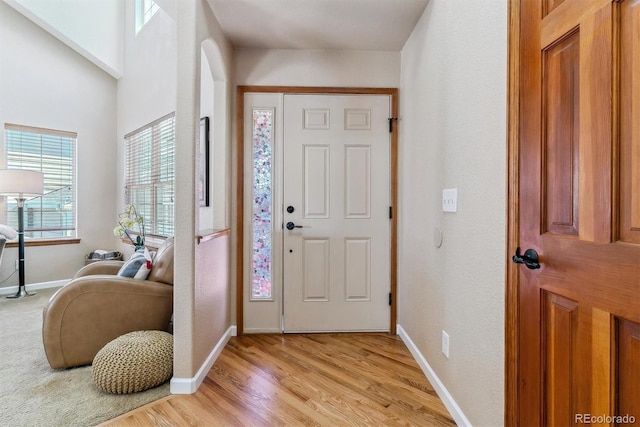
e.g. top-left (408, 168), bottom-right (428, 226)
top-left (42, 237), bottom-right (174, 369)
top-left (0, 237), bottom-right (6, 265)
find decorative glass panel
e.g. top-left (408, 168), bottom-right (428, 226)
top-left (251, 109), bottom-right (273, 299)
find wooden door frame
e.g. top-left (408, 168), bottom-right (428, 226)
top-left (236, 86), bottom-right (399, 336)
top-left (505, 0), bottom-right (521, 424)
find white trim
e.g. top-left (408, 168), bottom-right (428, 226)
top-left (397, 324), bottom-right (472, 427)
top-left (0, 279), bottom-right (67, 295)
top-left (169, 325), bottom-right (236, 394)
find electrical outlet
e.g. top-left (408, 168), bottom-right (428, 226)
top-left (15, 259), bottom-right (19, 271)
top-left (442, 330), bottom-right (450, 358)
top-left (442, 188), bottom-right (458, 212)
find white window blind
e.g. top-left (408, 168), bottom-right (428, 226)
top-left (124, 113), bottom-right (175, 237)
top-left (4, 124), bottom-right (77, 239)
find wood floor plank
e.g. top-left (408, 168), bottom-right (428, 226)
top-left (212, 354), bottom-right (329, 425)
top-left (99, 333), bottom-right (456, 426)
top-left (279, 335), bottom-right (450, 414)
top-left (226, 342), bottom-right (384, 425)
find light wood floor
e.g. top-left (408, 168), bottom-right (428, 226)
top-left (100, 333), bottom-right (456, 426)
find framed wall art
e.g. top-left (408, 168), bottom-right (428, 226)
top-left (199, 116), bottom-right (210, 207)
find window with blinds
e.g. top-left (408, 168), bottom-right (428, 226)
top-left (3, 124), bottom-right (76, 239)
top-left (135, 0), bottom-right (159, 34)
top-left (124, 113), bottom-right (175, 237)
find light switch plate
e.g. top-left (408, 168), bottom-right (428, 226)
top-left (442, 330), bottom-right (450, 358)
top-left (442, 188), bottom-right (457, 212)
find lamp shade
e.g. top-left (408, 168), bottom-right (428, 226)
top-left (0, 169), bottom-right (44, 197)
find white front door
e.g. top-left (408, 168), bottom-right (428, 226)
top-left (282, 94), bottom-right (390, 332)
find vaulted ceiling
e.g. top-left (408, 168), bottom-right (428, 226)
top-left (207, 0), bottom-right (429, 51)
top-left (5, 0), bottom-right (429, 77)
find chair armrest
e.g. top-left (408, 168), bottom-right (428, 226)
top-left (73, 260), bottom-right (125, 278)
top-left (42, 275), bottom-right (173, 369)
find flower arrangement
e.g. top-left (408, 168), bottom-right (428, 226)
top-left (113, 204), bottom-right (145, 250)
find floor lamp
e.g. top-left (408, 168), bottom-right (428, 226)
top-left (0, 169), bottom-right (44, 299)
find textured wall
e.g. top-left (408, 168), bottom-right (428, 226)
top-left (398, 1), bottom-right (507, 425)
top-left (194, 233), bottom-right (230, 370)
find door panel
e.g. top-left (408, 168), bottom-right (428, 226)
top-left (542, 292), bottom-right (578, 426)
top-left (283, 94), bottom-right (390, 332)
top-left (345, 146), bottom-right (371, 218)
top-left (302, 238), bottom-right (330, 301)
top-left (344, 238), bottom-right (371, 301)
top-left (620, 0), bottom-right (640, 244)
top-left (543, 30), bottom-right (579, 236)
top-left (515, 0), bottom-right (640, 424)
top-left (617, 319), bottom-right (640, 418)
top-left (243, 94), bottom-right (282, 334)
top-left (304, 145), bottom-right (330, 218)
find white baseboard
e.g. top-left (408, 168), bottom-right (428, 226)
top-left (170, 325), bottom-right (237, 394)
top-left (0, 279), bottom-right (68, 296)
top-left (397, 324), bottom-right (472, 427)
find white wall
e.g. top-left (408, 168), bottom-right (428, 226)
top-left (117, 0), bottom-right (176, 149)
top-left (0, 1), bottom-right (118, 288)
top-left (235, 49), bottom-right (400, 87)
top-left (172, 0), bottom-right (234, 386)
top-left (116, 0), bottom-right (176, 261)
top-left (199, 47), bottom-right (215, 229)
top-left (3, 0), bottom-right (124, 77)
top-left (198, 39), bottom-right (231, 232)
top-left (398, 1), bottom-right (507, 425)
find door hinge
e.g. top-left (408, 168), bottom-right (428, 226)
top-left (389, 292), bottom-right (392, 306)
top-left (388, 117), bottom-right (398, 133)
top-left (389, 206), bottom-right (393, 219)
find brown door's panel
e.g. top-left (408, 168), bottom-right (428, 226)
top-left (543, 292), bottom-right (578, 425)
top-left (617, 319), bottom-right (640, 421)
top-left (576, 4), bottom-right (612, 245)
top-left (619, 0), bottom-right (640, 244)
top-left (542, 31), bottom-right (580, 236)
top-left (543, 0), bottom-right (566, 18)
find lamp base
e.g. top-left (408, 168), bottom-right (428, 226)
top-left (6, 287), bottom-right (36, 299)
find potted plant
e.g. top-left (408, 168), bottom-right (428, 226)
top-left (113, 204), bottom-right (145, 250)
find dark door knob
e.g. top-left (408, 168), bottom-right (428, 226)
top-left (512, 247), bottom-right (540, 270)
top-left (286, 205), bottom-right (295, 213)
top-left (286, 222), bottom-right (303, 230)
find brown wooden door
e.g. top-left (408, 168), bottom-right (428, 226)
top-left (510, 0), bottom-right (640, 425)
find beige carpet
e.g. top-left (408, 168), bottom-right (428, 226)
top-left (0, 287), bottom-right (170, 427)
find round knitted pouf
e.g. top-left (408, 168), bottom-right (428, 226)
top-left (92, 330), bottom-right (173, 394)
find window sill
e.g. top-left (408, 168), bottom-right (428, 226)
top-left (6, 238), bottom-right (81, 248)
top-left (120, 236), bottom-right (166, 251)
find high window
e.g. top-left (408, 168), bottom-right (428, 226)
top-left (124, 113), bottom-right (175, 237)
top-left (135, 0), bottom-right (159, 34)
top-left (3, 124), bottom-right (76, 239)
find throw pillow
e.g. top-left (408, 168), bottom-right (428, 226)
top-left (117, 248), bottom-right (152, 279)
top-left (134, 248), bottom-right (153, 279)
